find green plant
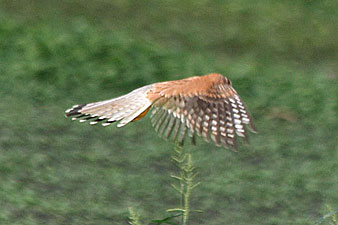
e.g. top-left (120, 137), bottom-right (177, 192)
top-left (128, 145), bottom-right (201, 225)
top-left (128, 207), bottom-right (142, 225)
top-left (313, 205), bottom-right (338, 225)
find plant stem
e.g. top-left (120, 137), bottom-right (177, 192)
top-left (182, 154), bottom-right (193, 225)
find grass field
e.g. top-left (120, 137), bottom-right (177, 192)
top-left (0, 1), bottom-right (337, 224)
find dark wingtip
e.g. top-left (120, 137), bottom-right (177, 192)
top-left (65, 104), bottom-right (87, 117)
top-left (65, 103), bottom-right (118, 126)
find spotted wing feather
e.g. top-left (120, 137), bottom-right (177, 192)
top-left (150, 74), bottom-right (256, 148)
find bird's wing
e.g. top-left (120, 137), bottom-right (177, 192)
top-left (149, 74), bottom-right (256, 148)
top-left (65, 73), bottom-right (256, 149)
top-left (65, 84), bottom-right (154, 127)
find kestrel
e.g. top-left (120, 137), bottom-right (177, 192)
top-left (65, 73), bottom-right (256, 148)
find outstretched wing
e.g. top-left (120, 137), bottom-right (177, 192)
top-left (149, 74), bottom-right (256, 148)
top-left (65, 85), bottom-right (154, 127)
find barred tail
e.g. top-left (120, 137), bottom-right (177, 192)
top-left (65, 85), bottom-right (154, 127)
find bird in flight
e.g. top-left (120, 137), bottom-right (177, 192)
top-left (65, 73), bottom-right (256, 149)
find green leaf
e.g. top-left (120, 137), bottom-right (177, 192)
top-left (166, 208), bottom-right (185, 213)
top-left (150, 213), bottom-right (182, 225)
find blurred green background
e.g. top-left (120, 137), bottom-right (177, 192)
top-left (0, 0), bottom-right (337, 224)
